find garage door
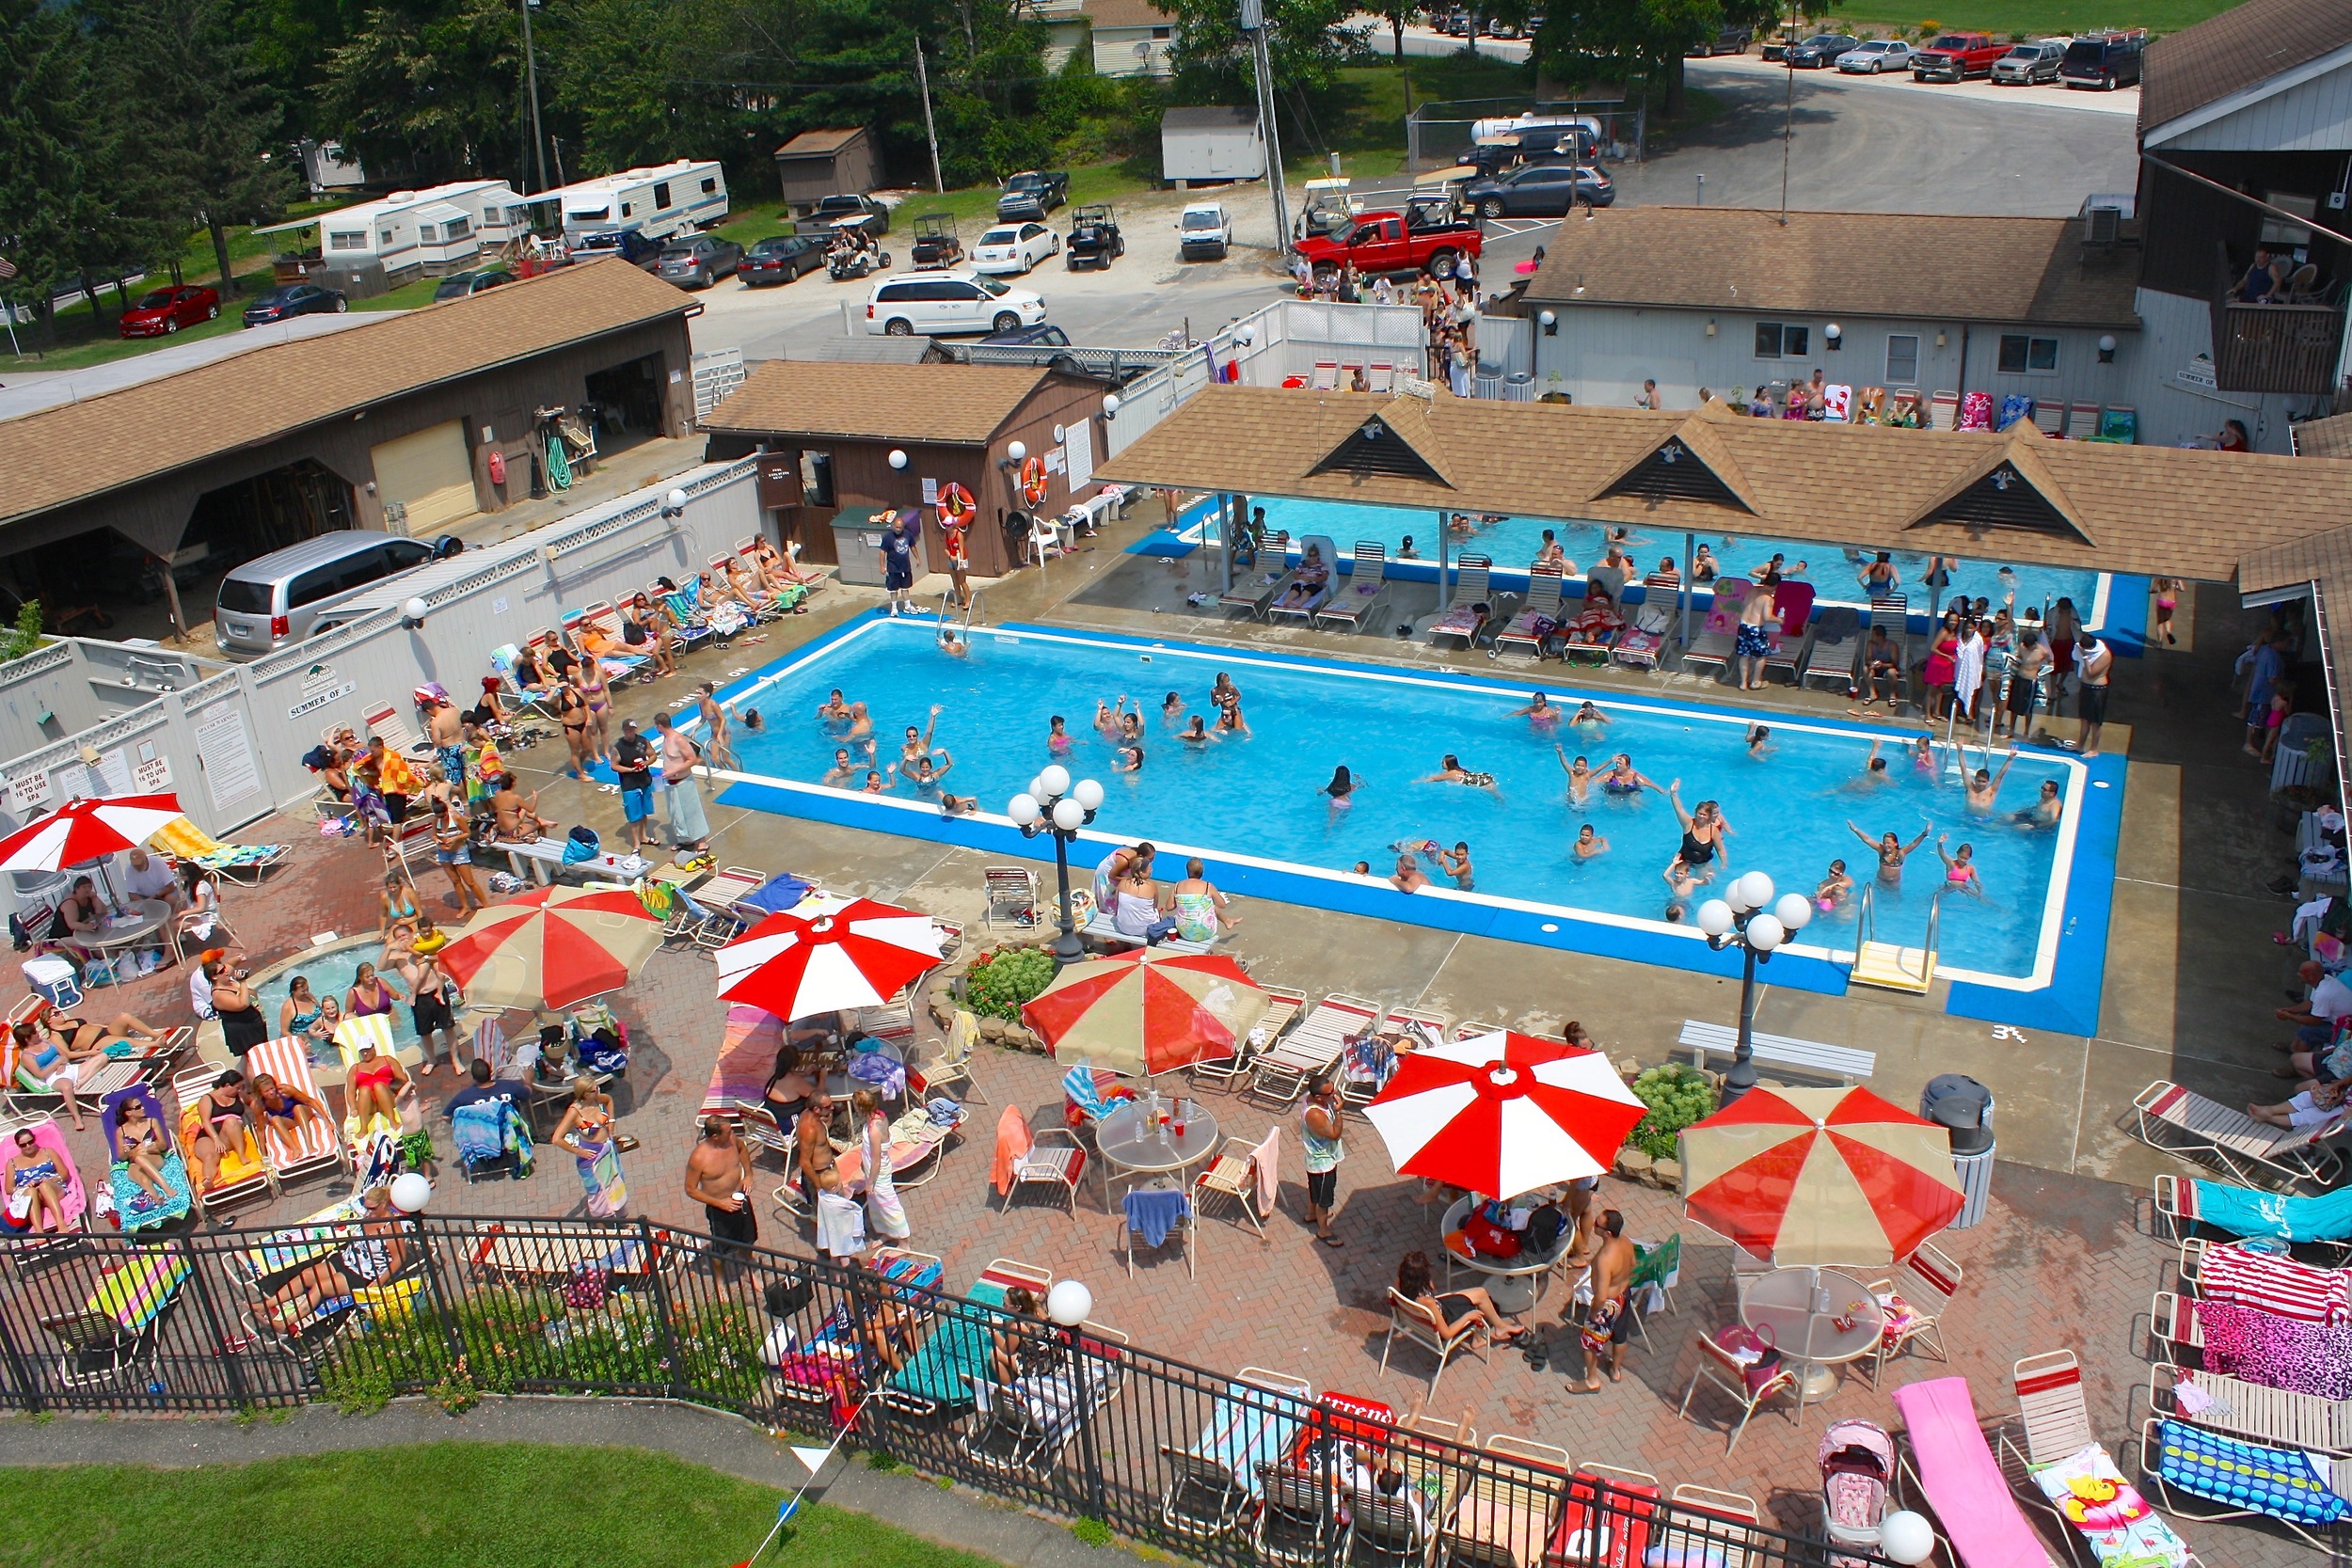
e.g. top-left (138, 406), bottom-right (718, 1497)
top-left (370, 420), bottom-right (477, 533)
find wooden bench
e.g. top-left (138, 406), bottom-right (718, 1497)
top-left (1080, 912), bottom-right (1213, 957)
top-left (1677, 1020), bottom-right (1875, 1085)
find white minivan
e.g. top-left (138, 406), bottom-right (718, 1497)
top-left (865, 272), bottom-right (1047, 337)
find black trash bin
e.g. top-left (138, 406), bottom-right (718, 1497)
top-left (1921, 1073), bottom-right (1994, 1227)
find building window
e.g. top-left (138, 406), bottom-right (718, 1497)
top-left (328, 230), bottom-right (365, 251)
top-left (621, 202), bottom-right (633, 217)
top-left (378, 230), bottom-right (394, 245)
top-left (443, 215), bottom-right (469, 239)
top-left (1152, 24), bottom-right (1170, 36)
top-left (418, 224), bottom-right (436, 242)
top-left (1998, 334), bottom-right (2059, 373)
top-left (1886, 333), bottom-right (1919, 385)
top-left (701, 177), bottom-right (718, 195)
top-left (1754, 322), bottom-right (1808, 359)
top-left (653, 182), bottom-right (673, 209)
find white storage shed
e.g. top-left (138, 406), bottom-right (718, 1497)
top-left (1161, 105), bottom-right (1265, 184)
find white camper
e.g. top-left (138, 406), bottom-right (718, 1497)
top-left (547, 161), bottom-right (729, 246)
top-left (313, 181), bottom-right (532, 280)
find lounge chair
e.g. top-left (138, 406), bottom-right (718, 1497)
top-left (1889, 1376), bottom-right (2063, 1567)
top-left (2132, 1080), bottom-right (2346, 1189)
top-left (1426, 556), bottom-right (1494, 649)
top-left (981, 865), bottom-right (1038, 927)
top-left (489, 644), bottom-right (563, 723)
top-left (4, 1025), bottom-right (164, 1120)
top-left (2064, 402), bottom-right (2100, 441)
top-left (1366, 362), bottom-right (1395, 394)
top-left (1490, 567), bottom-right (1565, 659)
top-left (1759, 580), bottom-right (1816, 683)
top-left (245, 1036), bottom-right (351, 1193)
top-left (148, 818), bottom-right (289, 887)
top-left (1310, 360), bottom-right (1341, 390)
top-left (1613, 575), bottom-right (1680, 671)
top-left (2141, 1416), bottom-right (2335, 1554)
top-left (170, 1063), bottom-right (276, 1212)
top-left (101, 1082), bottom-right (196, 1232)
top-left (1442, 1434), bottom-right (1568, 1568)
top-left (361, 700), bottom-right (424, 757)
top-left (1216, 531), bottom-right (1293, 617)
top-left (1312, 543), bottom-right (1391, 631)
top-left (763, 1247), bottom-right (945, 1425)
top-left (1549, 1465), bottom-right (1661, 1568)
top-left (1190, 984), bottom-right (1304, 1094)
top-left (2153, 1171), bottom-right (2352, 1260)
top-left (1556, 595), bottom-right (1625, 666)
top-left (1254, 1453), bottom-right (1345, 1566)
top-left (39, 1248), bottom-right (190, 1391)
top-left (1346, 1409), bottom-right (1472, 1568)
top-left (1929, 390), bottom-right (1960, 431)
top-left (561, 609), bottom-right (651, 684)
top-left (2180, 1235), bottom-right (2350, 1323)
top-left (1159, 1368), bottom-right (1313, 1539)
top-left (0, 1113), bottom-right (88, 1243)
top-left (880, 1257), bottom-right (1051, 1418)
top-left (1248, 994), bottom-right (1377, 1108)
top-left (2001, 1352), bottom-right (2200, 1567)
top-left (1679, 578), bottom-right (1748, 679)
top-left (962, 1322), bottom-right (1129, 1475)
top-left (1264, 551), bottom-right (1337, 626)
top-left (1801, 604), bottom-right (1865, 691)
top-left (1657, 1486), bottom-right (1767, 1568)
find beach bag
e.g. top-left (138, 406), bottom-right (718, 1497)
top-left (764, 1272), bottom-right (816, 1319)
top-left (1464, 1212), bottom-right (1520, 1259)
top-left (562, 825), bottom-right (600, 864)
top-left (1525, 1203), bottom-right (1568, 1253)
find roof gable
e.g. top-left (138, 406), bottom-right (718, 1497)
top-left (702, 360), bottom-right (1056, 444)
top-left (1905, 430), bottom-right (2095, 546)
top-left (1308, 397), bottom-right (1456, 487)
top-left (1591, 411), bottom-right (1760, 513)
top-left (2140, 0), bottom-right (2352, 138)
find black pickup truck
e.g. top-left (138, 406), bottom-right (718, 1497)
top-left (996, 170), bottom-right (1070, 221)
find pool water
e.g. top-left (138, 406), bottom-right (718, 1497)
top-left (728, 621), bottom-right (2082, 983)
top-left (250, 938), bottom-right (417, 1069)
top-left (1198, 497), bottom-right (2112, 631)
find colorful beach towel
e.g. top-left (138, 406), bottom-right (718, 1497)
top-left (2187, 1180), bottom-right (2352, 1244)
top-left (700, 1003), bottom-right (784, 1118)
top-left (1193, 1380), bottom-right (1307, 1498)
top-left (2195, 1299), bottom-right (2352, 1398)
top-left (2201, 1243), bottom-right (2352, 1324)
top-left (2153, 1418), bottom-right (2346, 1528)
top-left (2030, 1442), bottom-right (2190, 1567)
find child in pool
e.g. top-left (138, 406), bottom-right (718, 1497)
top-left (1046, 715), bottom-right (1073, 754)
top-left (1181, 715), bottom-right (1218, 744)
top-left (1573, 824), bottom-right (1608, 859)
top-left (1816, 860), bottom-right (1853, 911)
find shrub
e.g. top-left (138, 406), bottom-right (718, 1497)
top-left (965, 946), bottom-right (1057, 1022)
top-left (1627, 1064), bottom-right (1716, 1161)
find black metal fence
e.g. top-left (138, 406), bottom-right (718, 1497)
top-left (0, 1216), bottom-right (1888, 1566)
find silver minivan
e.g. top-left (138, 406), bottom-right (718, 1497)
top-left (213, 531), bottom-right (441, 655)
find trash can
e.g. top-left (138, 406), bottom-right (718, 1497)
top-left (1921, 1073), bottom-right (1994, 1228)
top-left (1474, 361), bottom-right (1503, 400)
top-left (23, 957), bottom-right (81, 1012)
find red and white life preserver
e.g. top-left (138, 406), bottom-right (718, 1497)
top-left (1018, 455), bottom-right (1049, 507)
top-left (935, 482), bottom-right (975, 524)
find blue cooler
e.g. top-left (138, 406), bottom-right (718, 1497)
top-left (23, 957), bottom-right (82, 1011)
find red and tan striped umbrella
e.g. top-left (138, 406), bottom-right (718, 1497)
top-left (436, 885), bottom-right (663, 1011)
top-left (1679, 1085), bottom-right (1964, 1268)
top-left (1022, 948), bottom-right (1269, 1078)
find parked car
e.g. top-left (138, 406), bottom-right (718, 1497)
top-left (808, 193), bottom-right (890, 234)
top-left (1688, 24), bottom-right (1751, 55)
top-left (910, 214), bottom-right (963, 270)
top-left (574, 228), bottom-right (664, 268)
top-left (1991, 39), bottom-right (2065, 83)
top-left (1177, 203), bottom-right (1232, 261)
top-left (972, 222), bottom-right (1060, 275)
top-left (1761, 28), bottom-right (1799, 60)
top-left (980, 324), bottom-right (1071, 347)
top-left (996, 170), bottom-right (1070, 222)
top-left (241, 281), bottom-right (346, 326)
top-left (214, 531), bottom-right (439, 655)
top-left (1463, 163), bottom-right (1613, 216)
top-left (1910, 31), bottom-right (2003, 81)
top-left (118, 285), bottom-right (220, 338)
top-left (1785, 33), bottom-right (1857, 67)
top-left (2060, 27), bottom-right (2146, 90)
top-left (739, 234), bottom-right (824, 285)
top-left (865, 272), bottom-right (1046, 337)
top-left (1066, 204), bottom-right (1123, 269)
top-left (1296, 197), bottom-right (1485, 277)
top-left (655, 235), bottom-right (744, 288)
top-left (1836, 39), bottom-right (1912, 72)
top-left (431, 268), bottom-right (515, 301)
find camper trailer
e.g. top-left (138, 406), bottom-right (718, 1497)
top-left (314, 181), bottom-right (533, 282)
top-left (548, 161), bottom-right (730, 249)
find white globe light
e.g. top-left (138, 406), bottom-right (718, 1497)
top-left (1073, 778), bottom-right (1104, 812)
top-left (1045, 1278), bottom-right (1093, 1327)
top-left (666, 487), bottom-right (689, 513)
top-left (1007, 440), bottom-right (1027, 463)
top-left (1039, 764), bottom-right (1072, 799)
top-left (402, 595), bottom-right (430, 624)
top-left (1008, 793), bottom-right (1041, 826)
top-left (389, 1172), bottom-right (432, 1213)
top-left (1774, 892), bottom-right (1813, 933)
top-left (1746, 912), bottom-right (1785, 952)
top-left (1734, 871), bottom-right (1774, 911)
top-left (1028, 776), bottom-right (1045, 800)
top-left (1102, 393), bottom-right (1121, 416)
top-left (887, 448), bottom-right (908, 469)
top-left (1878, 1512), bottom-right (1936, 1566)
top-left (1695, 899), bottom-right (1733, 939)
top-left (1052, 798), bottom-right (1085, 832)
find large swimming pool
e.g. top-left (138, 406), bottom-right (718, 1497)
top-left (720, 619), bottom-right (2091, 987)
top-left (1184, 496), bottom-right (2125, 637)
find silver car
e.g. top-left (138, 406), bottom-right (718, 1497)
top-left (1992, 39), bottom-right (2065, 83)
top-left (214, 531), bottom-right (442, 656)
top-left (1836, 39), bottom-right (1912, 71)
top-left (655, 236), bottom-right (744, 289)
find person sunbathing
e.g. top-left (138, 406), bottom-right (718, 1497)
top-left (345, 1037), bottom-right (409, 1128)
top-left (248, 1071), bottom-right (332, 1163)
top-left (1272, 547), bottom-right (1329, 610)
top-left (2249, 1080), bottom-right (2344, 1132)
top-left (492, 776), bottom-right (557, 840)
top-left (185, 1071), bottom-right (252, 1188)
top-left (1395, 1250), bottom-right (1529, 1347)
top-left (991, 1285), bottom-right (1050, 1385)
top-left (5, 1128), bottom-right (68, 1231)
top-left (110, 1096), bottom-right (172, 1202)
top-left (264, 1185), bottom-right (407, 1328)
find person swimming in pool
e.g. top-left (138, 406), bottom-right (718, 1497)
top-left (1114, 736), bottom-right (1144, 773)
top-left (1910, 735), bottom-right (1937, 774)
top-left (2013, 778), bottom-right (2063, 830)
top-left (1662, 856), bottom-right (1699, 911)
top-left (1507, 692), bottom-right (1561, 728)
top-left (1570, 702), bottom-right (1608, 737)
top-left (1746, 724), bottom-right (1772, 757)
top-left (1842, 740), bottom-right (1894, 791)
top-left (899, 706), bottom-right (944, 769)
top-left (1422, 754), bottom-right (1496, 789)
top-left (1391, 854), bottom-right (1431, 893)
top-left (822, 749), bottom-right (860, 789)
top-left (1934, 836), bottom-right (1984, 898)
top-left (1180, 715), bottom-right (1219, 745)
top-left (1599, 753), bottom-right (1660, 797)
top-left (1963, 740), bottom-right (2017, 816)
top-left (1162, 691), bottom-right (1185, 725)
top-left (938, 629), bottom-right (969, 658)
top-left (861, 770), bottom-right (887, 794)
top-left (1816, 859), bottom-right (1854, 911)
top-left (846, 702), bottom-right (876, 756)
top-left (1094, 696), bottom-right (1131, 736)
top-left (1573, 823), bottom-right (1608, 860)
top-left (1848, 818), bottom-right (1935, 884)
top-left (1321, 766), bottom-right (1357, 810)
top-left (1438, 842), bottom-right (1474, 890)
top-left (1691, 545), bottom-right (1720, 583)
top-left (1666, 783), bottom-right (1729, 878)
top-left (816, 689), bottom-right (852, 731)
top-left (1047, 715), bottom-right (1073, 755)
top-left (1555, 747), bottom-right (1593, 807)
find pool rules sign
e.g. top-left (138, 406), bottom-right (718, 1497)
top-left (194, 701), bottom-right (262, 815)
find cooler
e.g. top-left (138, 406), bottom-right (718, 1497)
top-left (23, 957), bottom-right (81, 1011)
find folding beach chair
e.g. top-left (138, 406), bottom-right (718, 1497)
top-left (2064, 402), bottom-right (2100, 441)
top-left (0, 1112), bottom-right (89, 1246)
top-left (361, 700), bottom-right (423, 757)
top-left (1312, 543), bottom-right (1391, 631)
top-left (101, 1082), bottom-right (196, 1232)
top-left (1216, 531), bottom-right (1293, 617)
top-left (1191, 983), bottom-right (1305, 1092)
top-left (39, 1248), bottom-right (190, 1390)
top-left (1678, 578), bottom-right (1748, 679)
top-left (2142, 1416), bottom-right (2331, 1554)
top-left (963, 1322), bottom-right (1129, 1476)
top-left (1160, 1368), bottom-right (1314, 1539)
top-left (244, 1036), bottom-right (350, 1192)
top-left (1678, 1332), bottom-right (1801, 1453)
top-left (171, 1062), bottom-right (275, 1213)
top-left (1381, 1289), bottom-right (1485, 1399)
top-left (149, 818), bottom-right (288, 887)
top-left (1255, 1452), bottom-right (1345, 1566)
top-left (1426, 556), bottom-right (1494, 650)
top-left (1490, 567), bottom-right (1565, 659)
top-left (2181, 1236), bottom-right (2351, 1323)
top-left (762, 1247), bottom-right (945, 1426)
top-left (1310, 361), bottom-right (1341, 390)
top-left (1248, 994), bottom-right (1378, 1108)
top-left (997, 1105), bottom-right (1085, 1221)
top-left (1366, 362), bottom-right (1395, 394)
top-left (1264, 543), bottom-right (1339, 626)
top-left (1613, 574), bottom-right (1680, 671)
top-left (981, 865), bottom-right (1038, 927)
top-left (690, 866), bottom-right (769, 947)
top-left (1929, 391), bottom-right (1960, 431)
top-left (1861, 1240), bottom-right (1961, 1386)
top-left (2152, 1362), bottom-right (2352, 1454)
top-left (1890, 1376), bottom-right (2063, 1567)
top-left (2033, 403), bottom-right (2064, 438)
top-left (2153, 1171), bottom-right (2352, 1260)
top-left (1193, 1124), bottom-right (1279, 1239)
top-left (489, 644), bottom-right (562, 723)
top-left (2132, 1080), bottom-right (2346, 1189)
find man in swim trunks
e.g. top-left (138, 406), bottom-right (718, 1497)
top-left (2013, 779), bottom-right (2062, 829)
top-left (1391, 854), bottom-right (1431, 894)
top-left (1963, 741), bottom-right (2017, 816)
top-left (821, 748), bottom-right (860, 789)
top-left (1847, 818), bottom-right (1935, 883)
top-left (1555, 747), bottom-right (1593, 807)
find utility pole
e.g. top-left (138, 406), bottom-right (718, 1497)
top-left (1242, 0), bottom-right (1292, 257)
top-left (914, 43), bottom-right (946, 194)
top-left (520, 0), bottom-right (548, 193)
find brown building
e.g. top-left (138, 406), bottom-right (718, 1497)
top-left (701, 360), bottom-right (1111, 579)
top-left (773, 128), bottom-right (885, 212)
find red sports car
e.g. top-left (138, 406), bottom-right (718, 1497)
top-left (118, 285), bottom-right (221, 339)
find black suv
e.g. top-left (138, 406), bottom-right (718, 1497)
top-left (1786, 32), bottom-right (1858, 67)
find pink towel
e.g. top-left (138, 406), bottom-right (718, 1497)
top-left (1250, 1124), bottom-right (1281, 1216)
top-left (1891, 1377), bottom-right (2059, 1568)
top-left (991, 1105), bottom-right (1032, 1197)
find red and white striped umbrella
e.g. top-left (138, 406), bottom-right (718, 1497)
top-left (1363, 1029), bottom-right (1648, 1198)
top-left (714, 893), bottom-right (945, 1020)
top-left (436, 884), bottom-right (663, 1011)
top-left (0, 793), bottom-right (187, 873)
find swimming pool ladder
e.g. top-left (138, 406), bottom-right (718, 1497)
top-left (1849, 884), bottom-right (1942, 995)
top-left (934, 588), bottom-right (984, 631)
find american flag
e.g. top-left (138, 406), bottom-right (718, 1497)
top-left (0, 255), bottom-right (16, 279)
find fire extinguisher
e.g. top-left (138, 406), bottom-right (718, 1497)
top-left (487, 448), bottom-right (508, 486)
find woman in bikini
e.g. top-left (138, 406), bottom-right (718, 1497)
top-left (2153, 578), bottom-right (2179, 646)
top-left (185, 1072), bottom-right (253, 1188)
top-left (1320, 766), bottom-right (1357, 812)
top-left (247, 1071), bottom-right (331, 1161)
top-left (1935, 836), bottom-right (1985, 898)
top-left (1507, 692), bottom-right (1561, 729)
top-left (345, 1037), bottom-right (409, 1128)
top-left (347, 960), bottom-right (403, 1022)
top-left (554, 679), bottom-right (593, 780)
top-left (110, 1095), bottom-right (171, 1202)
top-left (1848, 819), bottom-right (1936, 884)
top-left (1422, 753), bottom-right (1497, 789)
top-left (574, 659), bottom-right (612, 768)
top-left (379, 869), bottom-right (420, 938)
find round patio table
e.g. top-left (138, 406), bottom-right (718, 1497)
top-left (1438, 1195), bottom-right (1576, 1316)
top-left (1094, 1100), bottom-right (1219, 1199)
top-left (87, 899), bottom-right (169, 987)
top-left (1740, 1265), bottom-right (1885, 1402)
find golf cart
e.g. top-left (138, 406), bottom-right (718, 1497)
top-left (822, 214), bottom-right (891, 281)
top-left (1295, 177), bottom-right (1361, 241)
top-left (910, 214), bottom-right (963, 270)
top-left (1066, 204), bottom-right (1123, 269)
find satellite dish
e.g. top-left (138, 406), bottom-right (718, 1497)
top-left (1134, 40), bottom-right (1152, 56)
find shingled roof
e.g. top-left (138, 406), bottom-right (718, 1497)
top-left (2140, 0), bottom-right (2352, 140)
top-left (701, 360), bottom-right (1056, 445)
top-left (1524, 208), bottom-right (2140, 329)
top-left (1098, 386), bottom-right (2352, 580)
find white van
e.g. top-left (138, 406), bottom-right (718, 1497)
top-left (548, 161), bottom-right (729, 246)
top-left (865, 273), bottom-right (1047, 337)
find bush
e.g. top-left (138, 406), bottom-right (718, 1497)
top-left (1627, 1064), bottom-right (1716, 1161)
top-left (965, 946), bottom-right (1057, 1022)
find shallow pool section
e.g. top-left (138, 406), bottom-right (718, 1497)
top-left (199, 934), bottom-right (420, 1085)
top-left (719, 619), bottom-right (2098, 990)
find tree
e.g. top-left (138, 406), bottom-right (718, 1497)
top-left (93, 0), bottom-right (300, 288)
top-left (1533, 0), bottom-right (1767, 117)
top-left (318, 0), bottom-right (526, 182)
top-left (0, 0), bottom-right (131, 335)
top-left (1165, 0), bottom-right (1358, 102)
top-left (1364, 0), bottom-right (1415, 68)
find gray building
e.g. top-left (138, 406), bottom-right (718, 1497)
top-left (1162, 105), bottom-right (1266, 184)
top-left (774, 128), bottom-right (884, 211)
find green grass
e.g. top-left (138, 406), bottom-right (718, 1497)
top-left (2, 313), bottom-right (243, 372)
top-left (1814, 0), bottom-right (2240, 36)
top-left (0, 1443), bottom-right (1009, 1568)
top-left (352, 276), bottom-right (448, 312)
top-left (715, 207), bottom-right (803, 246)
top-left (1310, 54), bottom-right (1536, 178)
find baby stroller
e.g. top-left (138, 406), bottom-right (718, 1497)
top-left (1820, 1418), bottom-right (1897, 1567)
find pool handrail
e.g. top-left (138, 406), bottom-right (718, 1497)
top-left (1853, 884), bottom-right (1943, 989)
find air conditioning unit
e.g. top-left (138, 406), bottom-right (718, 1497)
top-left (2083, 205), bottom-right (2122, 247)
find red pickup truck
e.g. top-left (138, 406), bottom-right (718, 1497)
top-left (1294, 201), bottom-right (1484, 280)
top-left (1911, 31), bottom-right (2004, 80)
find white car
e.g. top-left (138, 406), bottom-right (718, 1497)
top-left (1178, 203), bottom-right (1232, 261)
top-left (1836, 39), bottom-right (1913, 71)
top-left (971, 222), bottom-right (1060, 275)
top-left (864, 271), bottom-right (1047, 337)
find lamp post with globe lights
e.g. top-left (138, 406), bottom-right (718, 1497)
top-left (1007, 766), bottom-right (1104, 967)
top-left (1693, 871), bottom-right (1813, 1104)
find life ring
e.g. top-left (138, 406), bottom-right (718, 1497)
top-left (935, 483), bottom-right (975, 524)
top-left (1019, 455), bottom-right (1049, 507)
